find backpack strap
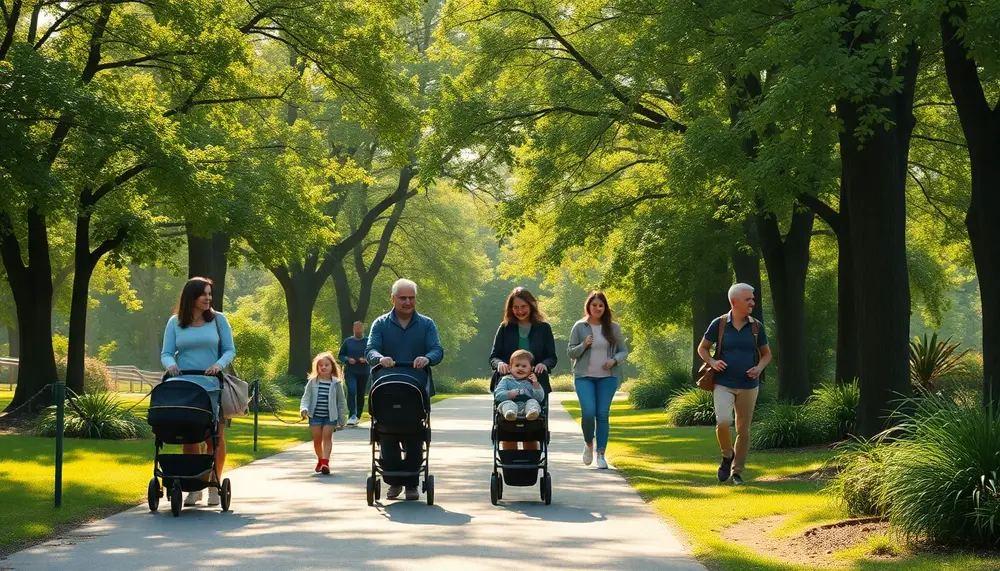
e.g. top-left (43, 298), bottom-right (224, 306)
top-left (713, 314), bottom-right (726, 359)
top-left (749, 316), bottom-right (761, 365)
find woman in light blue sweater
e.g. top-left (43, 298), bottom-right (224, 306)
top-left (161, 277), bottom-right (236, 507)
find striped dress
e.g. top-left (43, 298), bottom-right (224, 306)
top-left (315, 380), bottom-right (332, 419)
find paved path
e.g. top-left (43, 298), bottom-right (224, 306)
top-left (3, 395), bottom-right (704, 571)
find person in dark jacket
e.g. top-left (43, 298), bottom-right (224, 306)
top-left (338, 320), bottom-right (370, 426)
top-left (489, 287), bottom-right (557, 450)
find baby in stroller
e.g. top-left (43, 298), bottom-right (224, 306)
top-left (493, 349), bottom-right (545, 421)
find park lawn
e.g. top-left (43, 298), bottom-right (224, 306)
top-left (0, 389), bottom-right (309, 555)
top-left (562, 400), bottom-right (997, 571)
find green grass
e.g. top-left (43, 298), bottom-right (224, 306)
top-left (562, 399), bottom-right (999, 570)
top-left (0, 387), bottom-right (310, 555)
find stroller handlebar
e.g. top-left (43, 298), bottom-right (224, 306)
top-left (370, 361), bottom-right (425, 375)
top-left (163, 369), bottom-right (225, 381)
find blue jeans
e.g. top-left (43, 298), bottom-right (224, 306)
top-left (309, 416), bottom-right (336, 427)
top-left (575, 376), bottom-right (618, 451)
top-left (345, 372), bottom-right (368, 418)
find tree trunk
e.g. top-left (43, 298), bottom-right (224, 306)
top-left (691, 254), bottom-right (732, 380)
top-left (836, 36), bottom-right (918, 436)
top-left (186, 226), bottom-right (230, 311)
top-left (7, 325), bottom-right (18, 358)
top-left (0, 209), bottom-right (58, 414)
top-left (940, 3), bottom-right (1000, 408)
top-left (758, 207), bottom-right (814, 402)
top-left (283, 279), bottom-right (322, 378)
top-left (731, 217), bottom-right (764, 324)
top-left (834, 209), bottom-right (860, 384)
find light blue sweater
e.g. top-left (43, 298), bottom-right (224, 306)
top-left (161, 312), bottom-right (236, 391)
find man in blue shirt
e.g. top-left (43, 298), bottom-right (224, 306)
top-left (366, 278), bottom-right (444, 501)
top-left (697, 283), bottom-right (772, 486)
top-left (338, 320), bottom-right (370, 426)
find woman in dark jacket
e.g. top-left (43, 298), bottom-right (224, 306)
top-left (490, 287), bottom-right (557, 450)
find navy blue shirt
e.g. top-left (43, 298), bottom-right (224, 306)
top-left (366, 309), bottom-right (444, 395)
top-left (703, 313), bottom-right (768, 390)
top-left (339, 336), bottom-right (371, 376)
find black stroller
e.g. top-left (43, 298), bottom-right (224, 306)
top-left (146, 370), bottom-right (231, 516)
top-left (490, 373), bottom-right (552, 505)
top-left (366, 363), bottom-right (435, 506)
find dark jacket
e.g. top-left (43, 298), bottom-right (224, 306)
top-left (489, 321), bottom-right (557, 392)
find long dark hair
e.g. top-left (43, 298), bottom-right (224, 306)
top-left (503, 287), bottom-right (545, 326)
top-left (175, 277), bottom-right (216, 328)
top-left (584, 290), bottom-right (616, 347)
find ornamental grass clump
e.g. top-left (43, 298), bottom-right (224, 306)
top-left (664, 387), bottom-right (716, 426)
top-left (882, 394), bottom-right (1000, 547)
top-left (34, 392), bottom-right (151, 439)
top-left (750, 402), bottom-right (831, 450)
top-left (807, 380), bottom-right (860, 440)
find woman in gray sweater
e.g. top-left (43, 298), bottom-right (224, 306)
top-left (567, 291), bottom-right (628, 470)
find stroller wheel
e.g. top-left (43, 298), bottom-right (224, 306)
top-left (375, 478), bottom-right (382, 501)
top-left (425, 475), bottom-right (435, 506)
top-left (490, 473), bottom-right (499, 506)
top-left (498, 474), bottom-right (504, 500)
top-left (220, 479), bottom-right (232, 511)
top-left (147, 478), bottom-right (160, 512)
top-left (170, 482), bottom-right (182, 517)
top-left (542, 474), bottom-right (552, 505)
top-left (366, 476), bottom-right (375, 506)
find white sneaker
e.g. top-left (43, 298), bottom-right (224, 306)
top-left (503, 409), bottom-right (517, 421)
top-left (207, 487), bottom-right (220, 506)
top-left (347, 415), bottom-right (358, 426)
top-left (582, 445), bottom-right (594, 466)
top-left (596, 453), bottom-right (609, 469)
top-left (183, 490), bottom-right (202, 506)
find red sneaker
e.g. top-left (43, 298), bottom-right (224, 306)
top-left (320, 459), bottom-right (330, 475)
top-left (315, 460), bottom-right (323, 473)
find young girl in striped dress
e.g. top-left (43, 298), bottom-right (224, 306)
top-left (299, 352), bottom-right (348, 474)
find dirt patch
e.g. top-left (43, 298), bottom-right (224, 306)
top-left (722, 515), bottom-right (898, 567)
top-left (757, 465), bottom-right (842, 482)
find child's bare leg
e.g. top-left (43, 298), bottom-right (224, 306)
top-left (311, 426), bottom-right (323, 459)
top-left (321, 425), bottom-right (335, 459)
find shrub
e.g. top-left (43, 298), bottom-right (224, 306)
top-left (827, 437), bottom-right (892, 517)
top-left (434, 376), bottom-right (459, 394)
top-left (909, 332), bottom-right (969, 391)
top-left (750, 402), bottom-right (831, 450)
top-left (55, 356), bottom-right (115, 393)
top-left (272, 374), bottom-right (306, 397)
top-left (628, 368), bottom-right (691, 410)
top-left (664, 388), bottom-right (716, 426)
top-left (34, 392), bottom-right (151, 439)
top-left (549, 374), bottom-right (575, 392)
top-left (251, 379), bottom-right (287, 414)
top-left (881, 394), bottom-right (1000, 546)
top-left (807, 380), bottom-right (860, 440)
top-left (457, 378), bottom-right (490, 394)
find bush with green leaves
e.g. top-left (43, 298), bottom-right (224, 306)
top-left (881, 394), bottom-right (1000, 546)
top-left (252, 379), bottom-right (288, 414)
top-left (664, 388), bottom-right (716, 426)
top-left (272, 374), bottom-right (306, 397)
top-left (628, 368), bottom-right (691, 410)
top-left (549, 374), bottom-right (575, 392)
top-left (55, 356), bottom-right (115, 393)
top-left (434, 376), bottom-right (459, 394)
top-left (457, 378), bottom-right (490, 394)
top-left (34, 392), bottom-right (151, 439)
top-left (826, 437), bottom-right (892, 517)
top-left (807, 380), bottom-right (860, 440)
top-left (750, 402), bottom-right (831, 450)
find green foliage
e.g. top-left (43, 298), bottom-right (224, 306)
top-left (228, 314), bottom-right (274, 382)
top-left (827, 437), bottom-right (892, 518)
top-left (664, 388), bottom-right (716, 427)
top-left (629, 369), bottom-right (690, 410)
top-left (272, 374), bottom-right (307, 398)
top-left (34, 393), bottom-right (151, 439)
top-left (433, 376), bottom-right (459, 394)
top-left (251, 380), bottom-right (287, 415)
top-left (96, 341), bottom-right (118, 364)
top-left (549, 374), bottom-right (575, 392)
top-left (909, 333), bottom-right (970, 391)
top-left (457, 378), bottom-right (490, 394)
top-left (882, 395), bottom-right (1000, 547)
top-left (55, 356), bottom-right (115, 393)
top-left (807, 380), bottom-right (861, 440)
top-left (750, 403), bottom-right (831, 450)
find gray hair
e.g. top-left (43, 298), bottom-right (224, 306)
top-left (391, 278), bottom-right (418, 297)
top-left (728, 283), bottom-right (755, 300)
